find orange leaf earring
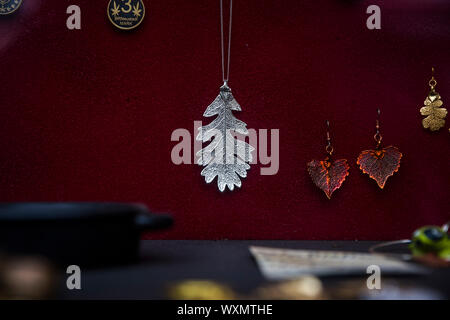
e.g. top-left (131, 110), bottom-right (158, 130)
top-left (357, 109), bottom-right (402, 189)
top-left (307, 121), bottom-right (349, 199)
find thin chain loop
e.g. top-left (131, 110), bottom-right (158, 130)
top-left (220, 0), bottom-right (233, 83)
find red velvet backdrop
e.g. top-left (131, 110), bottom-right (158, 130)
top-left (0, 0), bottom-right (448, 240)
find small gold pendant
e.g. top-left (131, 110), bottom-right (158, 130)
top-left (420, 68), bottom-right (447, 131)
top-left (0, 0), bottom-right (22, 16)
top-left (107, 0), bottom-right (145, 31)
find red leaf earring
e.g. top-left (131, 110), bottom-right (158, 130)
top-left (307, 121), bottom-right (349, 199)
top-left (357, 109), bottom-right (402, 189)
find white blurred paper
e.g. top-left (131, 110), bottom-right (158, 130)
top-left (250, 246), bottom-right (427, 280)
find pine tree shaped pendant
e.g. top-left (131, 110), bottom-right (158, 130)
top-left (196, 83), bottom-right (254, 192)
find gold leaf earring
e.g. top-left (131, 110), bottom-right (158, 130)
top-left (420, 67), bottom-right (447, 131)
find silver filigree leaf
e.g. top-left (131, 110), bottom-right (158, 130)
top-left (196, 84), bottom-right (254, 191)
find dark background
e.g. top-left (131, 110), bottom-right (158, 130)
top-left (0, 0), bottom-right (448, 240)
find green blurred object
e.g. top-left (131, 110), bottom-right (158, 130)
top-left (410, 225), bottom-right (450, 260)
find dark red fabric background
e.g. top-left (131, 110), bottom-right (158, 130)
top-left (0, 0), bottom-right (448, 240)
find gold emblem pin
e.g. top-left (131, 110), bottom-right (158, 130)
top-left (0, 0), bottom-right (22, 15)
top-left (107, 0), bottom-right (145, 31)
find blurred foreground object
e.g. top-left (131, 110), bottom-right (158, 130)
top-left (0, 203), bottom-right (172, 267)
top-left (168, 277), bottom-right (324, 300)
top-left (410, 225), bottom-right (450, 261)
top-left (413, 254), bottom-right (450, 267)
top-left (0, 256), bottom-right (56, 299)
top-left (361, 284), bottom-right (443, 300)
top-left (369, 222), bottom-right (450, 266)
top-left (327, 279), bottom-right (443, 300)
top-left (255, 276), bottom-right (324, 300)
top-left (250, 246), bottom-right (425, 280)
top-left (168, 280), bottom-right (235, 300)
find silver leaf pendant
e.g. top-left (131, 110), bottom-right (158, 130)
top-left (196, 83), bottom-right (254, 192)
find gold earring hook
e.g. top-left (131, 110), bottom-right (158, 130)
top-left (325, 120), bottom-right (334, 156)
top-left (374, 109), bottom-right (382, 148)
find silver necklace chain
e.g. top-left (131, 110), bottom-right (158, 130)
top-left (220, 0), bottom-right (233, 84)
top-left (197, 0), bottom-right (253, 192)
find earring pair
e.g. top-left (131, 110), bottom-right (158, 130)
top-left (307, 110), bottom-right (402, 199)
top-left (420, 67), bottom-right (447, 132)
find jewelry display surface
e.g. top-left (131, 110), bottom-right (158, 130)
top-left (57, 240), bottom-right (450, 300)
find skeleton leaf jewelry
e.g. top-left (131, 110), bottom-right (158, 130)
top-left (307, 121), bottom-right (350, 199)
top-left (196, 0), bottom-right (254, 192)
top-left (357, 109), bottom-right (402, 189)
top-left (420, 67), bottom-right (447, 131)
